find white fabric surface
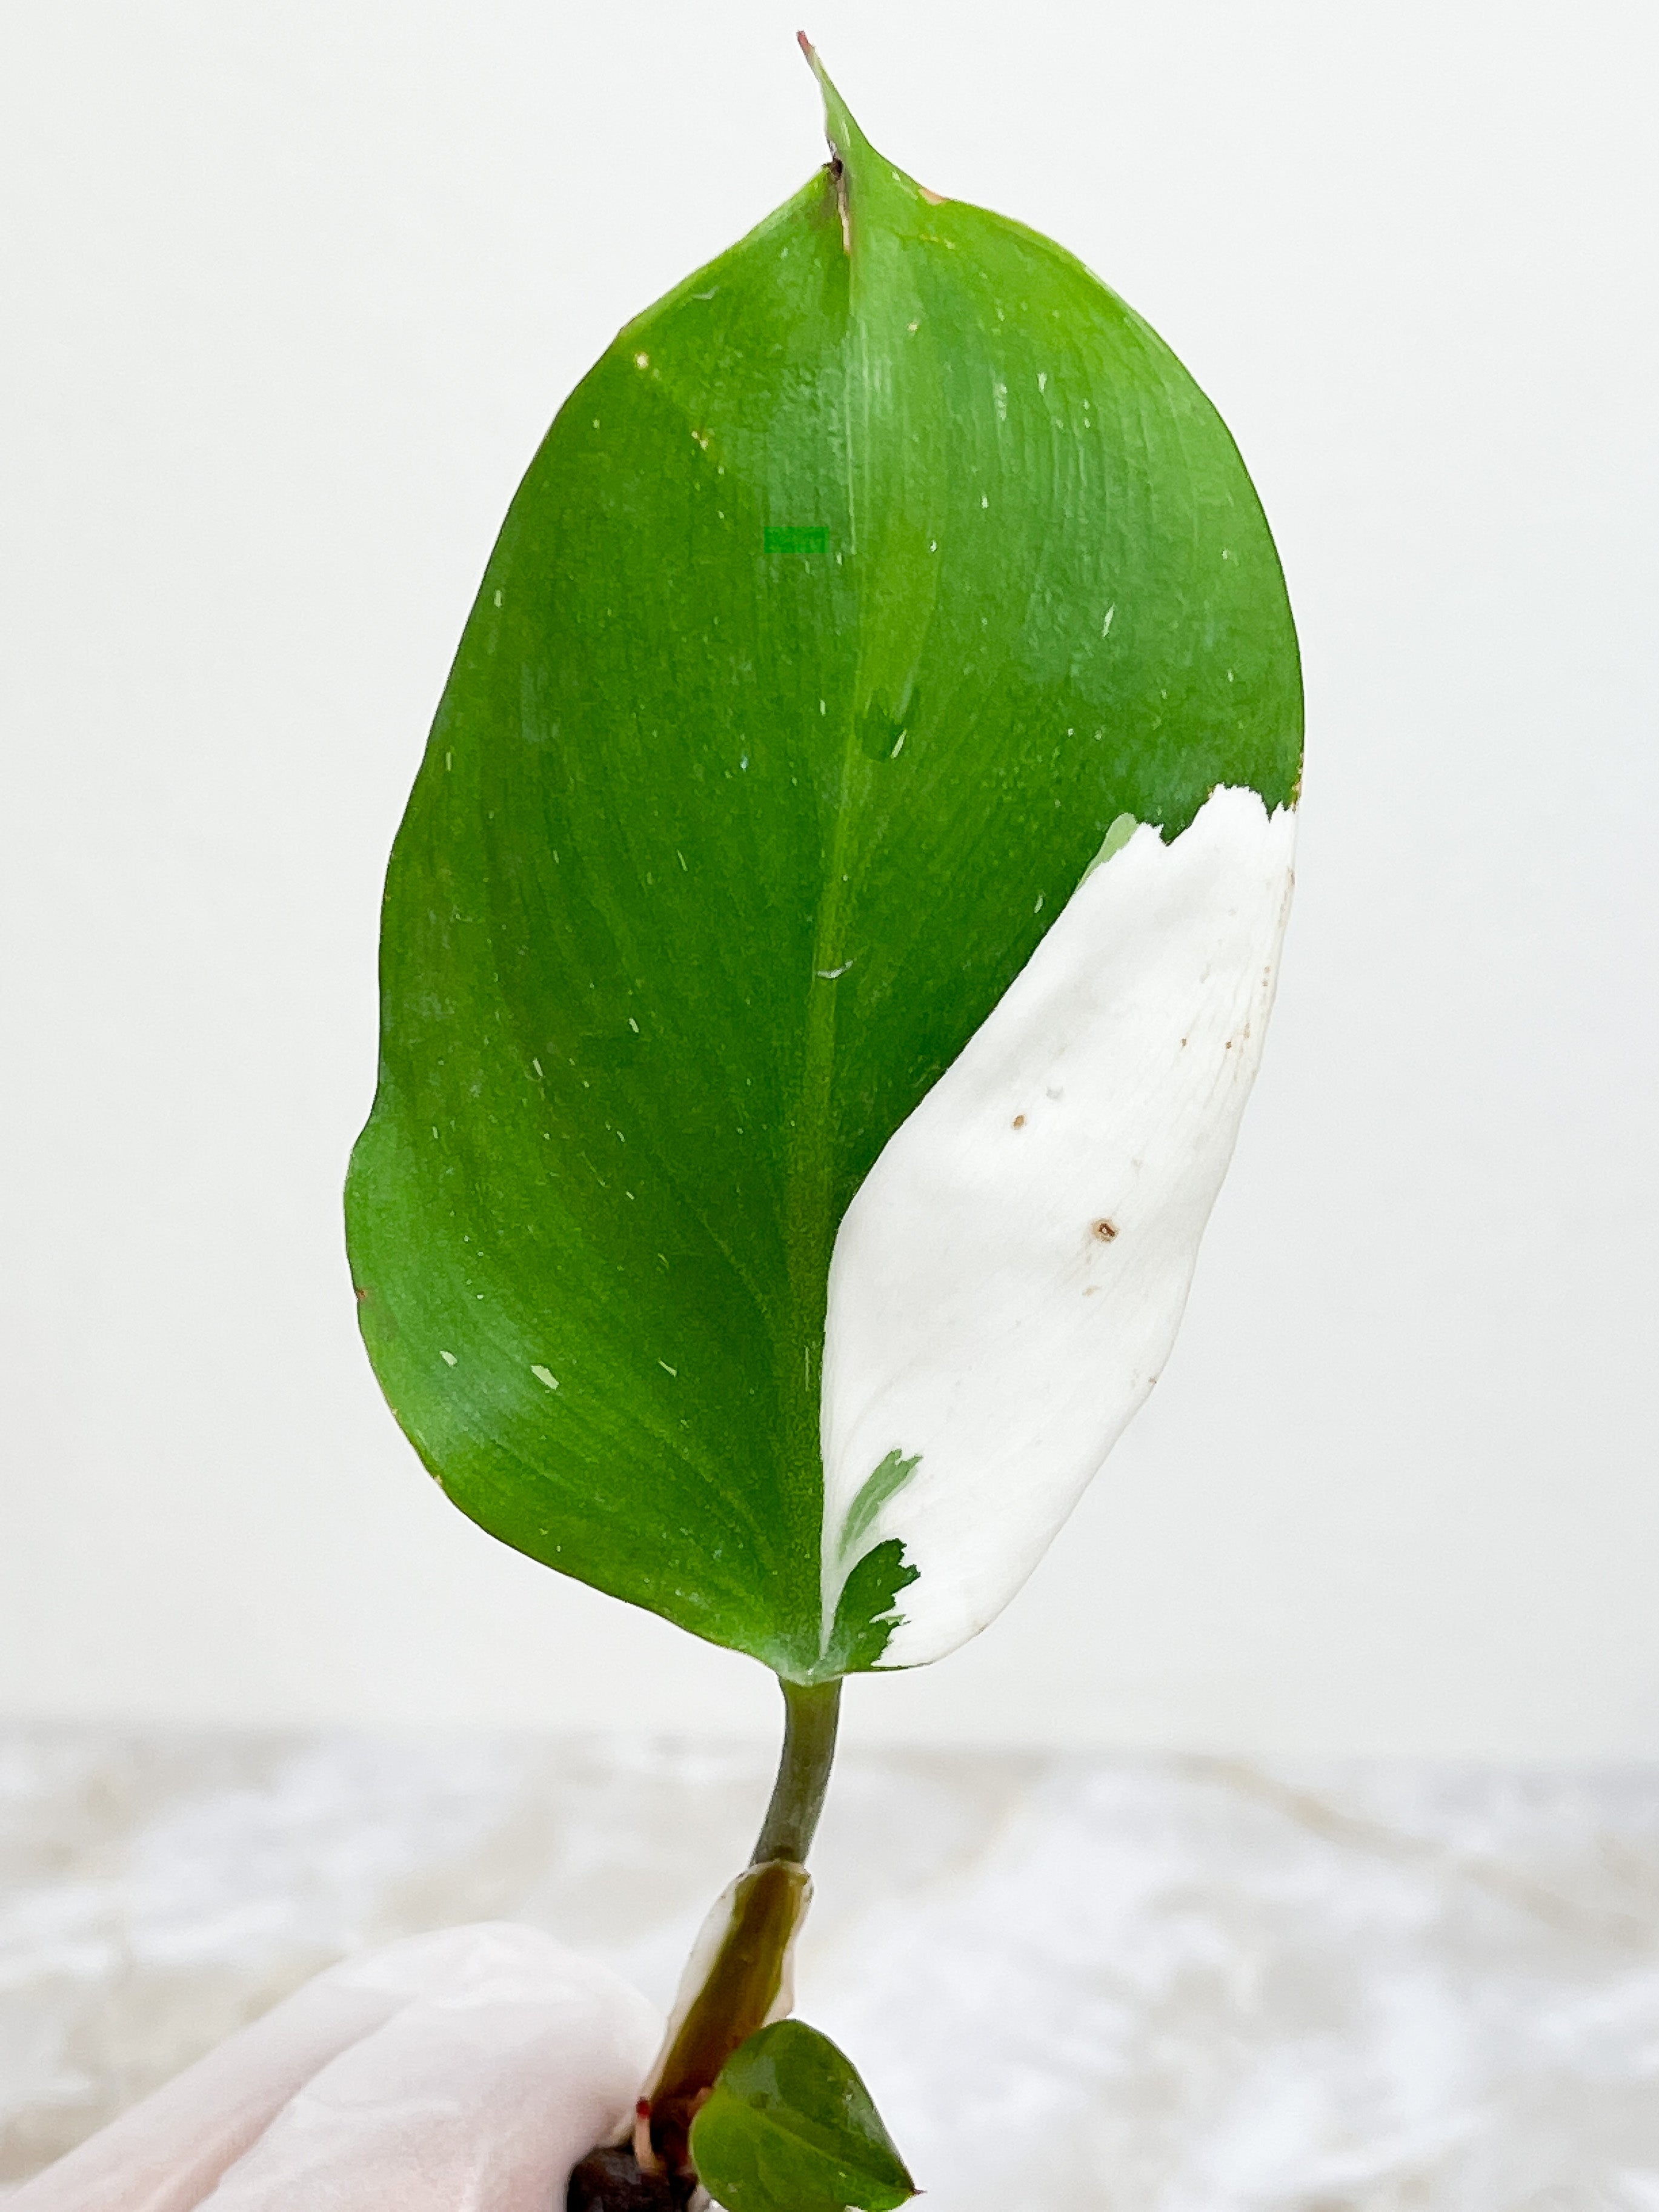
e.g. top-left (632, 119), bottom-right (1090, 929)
top-left (10, 1732), bottom-right (1659, 2208)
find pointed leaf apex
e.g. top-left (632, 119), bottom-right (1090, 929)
top-left (796, 34), bottom-right (874, 174)
top-left (796, 36), bottom-right (924, 247)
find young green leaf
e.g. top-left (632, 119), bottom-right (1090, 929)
top-left (688, 2018), bottom-right (914, 2212)
top-left (345, 48), bottom-right (1302, 1682)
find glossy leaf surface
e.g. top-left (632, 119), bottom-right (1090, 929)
top-left (345, 55), bottom-right (1302, 1679)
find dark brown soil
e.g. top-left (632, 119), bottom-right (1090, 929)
top-left (565, 2144), bottom-right (704, 2212)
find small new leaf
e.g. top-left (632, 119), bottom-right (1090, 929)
top-left (689, 2018), bottom-right (916, 2212)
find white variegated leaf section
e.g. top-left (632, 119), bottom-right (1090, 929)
top-left (820, 783), bottom-right (1297, 1666)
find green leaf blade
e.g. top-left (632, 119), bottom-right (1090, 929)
top-left (690, 2018), bottom-right (916, 2212)
top-left (346, 58), bottom-right (1302, 1678)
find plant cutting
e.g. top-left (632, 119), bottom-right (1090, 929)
top-left (345, 35), bottom-right (1302, 2212)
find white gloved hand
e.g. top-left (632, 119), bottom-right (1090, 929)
top-left (8, 1924), bottom-right (662, 2212)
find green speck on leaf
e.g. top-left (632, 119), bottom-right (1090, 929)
top-left (764, 525), bottom-right (830, 555)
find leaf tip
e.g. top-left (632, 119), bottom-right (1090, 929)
top-left (794, 38), bottom-right (936, 246)
top-left (794, 33), bottom-right (862, 169)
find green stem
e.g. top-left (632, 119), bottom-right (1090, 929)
top-left (643, 1676), bottom-right (843, 2177)
top-left (751, 1675), bottom-right (842, 1865)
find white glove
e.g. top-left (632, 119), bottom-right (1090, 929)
top-left (8, 1923), bottom-right (662, 2212)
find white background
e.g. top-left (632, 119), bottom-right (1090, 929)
top-left (1, 1), bottom-right (1654, 1758)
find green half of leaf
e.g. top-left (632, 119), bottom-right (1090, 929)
top-left (689, 2018), bottom-right (916, 2212)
